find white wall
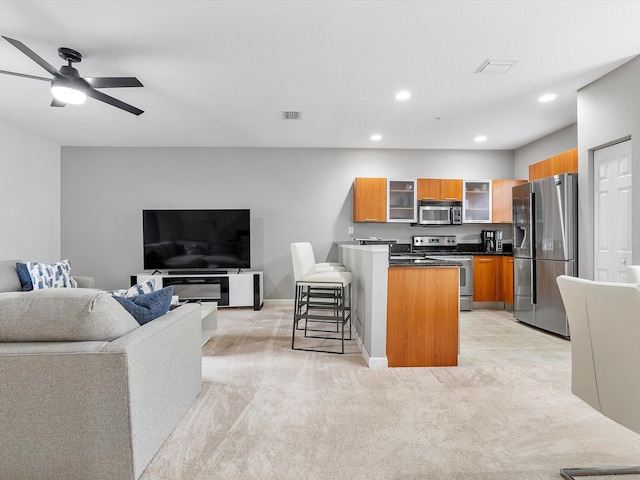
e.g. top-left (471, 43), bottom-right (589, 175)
top-left (0, 122), bottom-right (61, 262)
top-left (514, 123), bottom-right (577, 180)
top-left (60, 147), bottom-right (514, 298)
top-left (577, 56), bottom-right (640, 279)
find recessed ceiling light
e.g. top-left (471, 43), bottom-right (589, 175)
top-left (370, 134), bottom-right (382, 141)
top-left (474, 135), bottom-right (487, 142)
top-left (538, 93), bottom-right (557, 103)
top-left (395, 90), bottom-right (411, 101)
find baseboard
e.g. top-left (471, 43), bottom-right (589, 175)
top-left (353, 325), bottom-right (388, 369)
top-left (264, 299), bottom-right (294, 306)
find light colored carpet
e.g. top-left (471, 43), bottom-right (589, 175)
top-left (140, 303), bottom-right (640, 480)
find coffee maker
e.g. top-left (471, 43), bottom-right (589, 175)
top-left (481, 230), bottom-right (503, 253)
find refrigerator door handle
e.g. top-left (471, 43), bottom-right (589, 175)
top-left (530, 191), bottom-right (536, 258)
top-left (531, 260), bottom-right (537, 305)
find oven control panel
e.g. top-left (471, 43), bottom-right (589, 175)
top-left (412, 235), bottom-right (458, 247)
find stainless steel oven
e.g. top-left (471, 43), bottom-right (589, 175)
top-left (412, 235), bottom-right (473, 311)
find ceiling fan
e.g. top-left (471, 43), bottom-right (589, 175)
top-left (0, 36), bottom-right (144, 115)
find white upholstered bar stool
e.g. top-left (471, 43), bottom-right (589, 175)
top-left (557, 275), bottom-right (640, 479)
top-left (290, 242), bottom-right (353, 354)
top-left (292, 242), bottom-right (346, 272)
top-left (290, 242), bottom-right (346, 326)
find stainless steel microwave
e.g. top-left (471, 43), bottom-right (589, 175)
top-left (418, 200), bottom-right (462, 225)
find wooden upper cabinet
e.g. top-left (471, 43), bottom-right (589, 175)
top-left (353, 177), bottom-right (387, 222)
top-left (529, 148), bottom-right (578, 181)
top-left (417, 178), bottom-right (463, 201)
top-left (417, 178), bottom-right (440, 200)
top-left (554, 149), bottom-right (578, 174)
top-left (440, 179), bottom-right (463, 201)
top-left (492, 179), bottom-right (526, 223)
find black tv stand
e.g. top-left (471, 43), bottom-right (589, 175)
top-left (168, 269), bottom-right (227, 275)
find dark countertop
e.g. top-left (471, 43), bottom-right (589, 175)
top-left (390, 242), bottom-right (513, 257)
top-left (388, 258), bottom-right (462, 267)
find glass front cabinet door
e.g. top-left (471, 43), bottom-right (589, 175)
top-left (463, 180), bottom-right (492, 223)
top-left (387, 179), bottom-right (417, 223)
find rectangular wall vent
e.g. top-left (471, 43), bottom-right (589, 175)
top-left (475, 59), bottom-right (519, 74)
top-left (282, 111), bottom-right (301, 120)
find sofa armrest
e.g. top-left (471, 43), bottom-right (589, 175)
top-left (101, 303), bottom-right (203, 478)
top-left (0, 303), bottom-right (202, 480)
top-left (73, 275), bottom-right (96, 288)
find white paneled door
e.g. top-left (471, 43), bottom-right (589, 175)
top-left (593, 139), bottom-right (632, 282)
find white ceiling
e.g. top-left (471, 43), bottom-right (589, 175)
top-left (0, 0), bottom-right (639, 150)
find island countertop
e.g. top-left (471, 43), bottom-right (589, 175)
top-left (388, 257), bottom-right (462, 267)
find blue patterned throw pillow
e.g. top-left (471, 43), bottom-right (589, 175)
top-left (112, 286), bottom-right (174, 325)
top-left (26, 259), bottom-right (78, 289)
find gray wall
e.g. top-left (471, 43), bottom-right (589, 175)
top-left (514, 123), bottom-right (578, 180)
top-left (577, 55), bottom-right (640, 279)
top-left (60, 147), bottom-right (514, 298)
top-left (0, 122), bottom-right (61, 263)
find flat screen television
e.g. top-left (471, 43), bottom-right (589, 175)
top-left (143, 209), bottom-right (250, 271)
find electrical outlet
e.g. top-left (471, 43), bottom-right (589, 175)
top-left (348, 226), bottom-right (354, 235)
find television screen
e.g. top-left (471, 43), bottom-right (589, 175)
top-left (143, 209), bottom-right (250, 271)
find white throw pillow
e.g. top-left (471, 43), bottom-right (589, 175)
top-left (110, 278), bottom-right (160, 298)
top-left (26, 259), bottom-right (77, 289)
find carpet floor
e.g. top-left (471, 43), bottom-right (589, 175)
top-left (140, 303), bottom-right (640, 480)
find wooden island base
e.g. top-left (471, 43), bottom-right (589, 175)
top-left (386, 266), bottom-right (459, 367)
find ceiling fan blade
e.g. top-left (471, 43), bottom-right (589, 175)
top-left (0, 69), bottom-right (51, 82)
top-left (51, 98), bottom-right (66, 107)
top-left (84, 77), bottom-right (143, 88)
top-left (86, 88), bottom-right (144, 116)
top-left (2, 36), bottom-right (60, 77)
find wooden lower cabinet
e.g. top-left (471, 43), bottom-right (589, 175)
top-left (473, 256), bottom-right (500, 302)
top-left (501, 256), bottom-right (514, 305)
top-left (473, 255), bottom-right (515, 306)
top-left (386, 267), bottom-right (459, 367)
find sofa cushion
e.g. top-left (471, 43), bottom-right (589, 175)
top-left (0, 259), bottom-right (22, 293)
top-left (112, 286), bottom-right (173, 325)
top-left (0, 288), bottom-right (139, 342)
top-left (26, 259), bottom-right (78, 289)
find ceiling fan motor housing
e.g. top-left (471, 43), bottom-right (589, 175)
top-left (58, 47), bottom-right (82, 64)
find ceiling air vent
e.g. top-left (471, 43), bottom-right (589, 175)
top-left (282, 111), bottom-right (301, 120)
top-left (475, 59), bottom-right (519, 74)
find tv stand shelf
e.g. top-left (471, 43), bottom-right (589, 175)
top-left (131, 270), bottom-right (263, 310)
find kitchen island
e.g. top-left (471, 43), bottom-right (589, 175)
top-left (339, 243), bottom-right (460, 368)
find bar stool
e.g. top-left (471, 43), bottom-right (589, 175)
top-left (290, 242), bottom-right (352, 354)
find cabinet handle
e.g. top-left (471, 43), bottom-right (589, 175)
top-left (421, 197), bottom-right (436, 200)
top-left (364, 219), bottom-right (380, 222)
top-left (444, 197), bottom-right (459, 200)
top-left (478, 259), bottom-right (493, 263)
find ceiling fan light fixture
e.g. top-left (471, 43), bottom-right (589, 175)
top-left (51, 81), bottom-right (86, 105)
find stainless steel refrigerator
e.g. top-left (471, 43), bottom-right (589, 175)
top-left (512, 173), bottom-right (577, 337)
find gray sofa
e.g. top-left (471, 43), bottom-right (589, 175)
top-left (0, 260), bottom-right (203, 480)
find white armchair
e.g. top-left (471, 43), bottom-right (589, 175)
top-left (557, 275), bottom-right (640, 479)
top-left (627, 265), bottom-right (640, 283)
